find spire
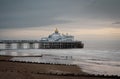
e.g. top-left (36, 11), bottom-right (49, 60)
top-left (55, 28), bottom-right (59, 33)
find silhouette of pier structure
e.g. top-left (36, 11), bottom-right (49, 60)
top-left (0, 40), bottom-right (84, 49)
top-left (0, 40), bottom-right (39, 49)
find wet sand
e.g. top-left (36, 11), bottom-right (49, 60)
top-left (0, 55), bottom-right (117, 79)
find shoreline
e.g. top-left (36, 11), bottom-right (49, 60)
top-left (0, 55), bottom-right (119, 79)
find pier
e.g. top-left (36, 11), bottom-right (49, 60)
top-left (0, 40), bottom-right (40, 49)
top-left (0, 29), bottom-right (84, 49)
top-left (0, 40), bottom-right (84, 49)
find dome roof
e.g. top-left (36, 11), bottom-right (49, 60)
top-left (50, 33), bottom-right (61, 38)
top-left (55, 28), bottom-right (59, 33)
top-left (41, 28), bottom-right (74, 42)
top-left (49, 28), bottom-right (61, 39)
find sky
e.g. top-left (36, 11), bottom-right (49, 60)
top-left (0, 0), bottom-right (120, 41)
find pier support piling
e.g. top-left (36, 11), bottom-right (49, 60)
top-left (29, 43), bottom-right (34, 49)
top-left (5, 43), bottom-right (12, 49)
top-left (17, 43), bottom-right (24, 49)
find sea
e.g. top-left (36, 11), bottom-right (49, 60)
top-left (0, 40), bottom-right (120, 76)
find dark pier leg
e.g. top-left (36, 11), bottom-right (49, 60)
top-left (5, 43), bottom-right (12, 49)
top-left (29, 43), bottom-right (34, 49)
top-left (0, 43), bottom-right (4, 49)
top-left (38, 43), bottom-right (41, 49)
top-left (17, 43), bottom-right (24, 49)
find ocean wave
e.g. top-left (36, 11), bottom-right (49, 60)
top-left (0, 49), bottom-right (120, 75)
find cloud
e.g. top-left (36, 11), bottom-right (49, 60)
top-left (110, 21), bottom-right (120, 28)
top-left (0, 0), bottom-right (76, 29)
top-left (84, 0), bottom-right (120, 19)
top-left (0, 0), bottom-right (120, 29)
top-left (112, 22), bottom-right (120, 25)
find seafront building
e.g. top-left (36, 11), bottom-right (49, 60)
top-left (39, 28), bottom-right (84, 49)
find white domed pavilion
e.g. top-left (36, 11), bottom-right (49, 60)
top-left (39, 28), bottom-right (84, 49)
top-left (41, 28), bottom-right (74, 42)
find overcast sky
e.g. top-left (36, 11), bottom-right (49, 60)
top-left (0, 0), bottom-right (120, 40)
